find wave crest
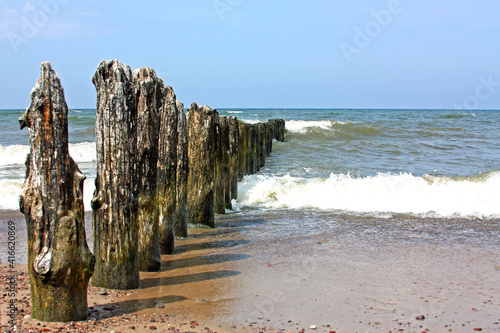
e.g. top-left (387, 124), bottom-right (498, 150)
top-left (285, 120), bottom-right (344, 133)
top-left (285, 120), bottom-right (382, 139)
top-left (236, 171), bottom-right (500, 218)
top-left (0, 142), bottom-right (96, 166)
top-left (0, 178), bottom-right (95, 211)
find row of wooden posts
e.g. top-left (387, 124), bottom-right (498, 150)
top-left (19, 61), bottom-right (285, 322)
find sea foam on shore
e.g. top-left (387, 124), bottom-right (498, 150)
top-left (237, 171), bottom-right (500, 218)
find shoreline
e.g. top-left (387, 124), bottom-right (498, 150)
top-left (1, 210), bottom-right (500, 332)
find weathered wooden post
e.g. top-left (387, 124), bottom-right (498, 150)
top-left (270, 119), bottom-right (285, 142)
top-left (237, 120), bottom-right (248, 179)
top-left (157, 86), bottom-right (179, 254)
top-left (91, 60), bottom-right (140, 289)
top-left (280, 119), bottom-right (286, 141)
top-left (214, 116), bottom-right (225, 214)
top-left (228, 116), bottom-right (239, 201)
top-left (134, 67), bottom-right (163, 272)
top-left (265, 121), bottom-right (275, 155)
top-left (219, 116), bottom-right (232, 210)
top-left (254, 124), bottom-right (260, 171)
top-left (19, 62), bottom-right (95, 321)
top-left (252, 124), bottom-right (260, 173)
top-left (186, 103), bottom-right (218, 227)
top-left (247, 124), bottom-right (257, 175)
top-left (175, 100), bottom-right (188, 238)
top-left (257, 123), bottom-right (266, 168)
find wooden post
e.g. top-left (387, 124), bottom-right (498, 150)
top-left (174, 100), bottom-right (188, 238)
top-left (157, 86), bottom-right (179, 254)
top-left (186, 103), bottom-right (218, 227)
top-left (91, 60), bottom-right (140, 290)
top-left (19, 62), bottom-right (95, 321)
top-left (214, 116), bottom-right (225, 214)
top-left (219, 116), bottom-right (232, 209)
top-left (269, 119), bottom-right (285, 142)
top-left (134, 67), bottom-right (163, 272)
top-left (247, 124), bottom-right (257, 175)
top-left (253, 124), bottom-right (261, 173)
top-left (237, 120), bottom-right (248, 179)
top-left (257, 123), bottom-right (266, 168)
top-left (265, 121), bottom-right (274, 155)
top-left (228, 116), bottom-right (240, 201)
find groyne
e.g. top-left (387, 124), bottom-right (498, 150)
top-left (19, 60), bottom-right (286, 319)
top-left (91, 60), bottom-right (285, 286)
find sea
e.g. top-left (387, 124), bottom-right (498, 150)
top-left (3, 108), bottom-right (500, 218)
top-left (2, 108), bottom-right (500, 329)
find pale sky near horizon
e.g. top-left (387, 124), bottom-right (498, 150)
top-left (0, 0), bottom-right (499, 110)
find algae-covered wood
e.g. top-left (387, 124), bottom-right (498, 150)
top-left (91, 60), bottom-right (139, 289)
top-left (19, 62), bottom-right (95, 321)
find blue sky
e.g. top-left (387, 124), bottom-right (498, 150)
top-left (0, 0), bottom-right (499, 109)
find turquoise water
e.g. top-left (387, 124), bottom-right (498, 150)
top-left (1, 108), bottom-right (500, 217)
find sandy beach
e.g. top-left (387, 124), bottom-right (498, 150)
top-left (1, 209), bottom-right (499, 333)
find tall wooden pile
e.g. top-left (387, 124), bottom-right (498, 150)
top-left (19, 62), bottom-right (95, 321)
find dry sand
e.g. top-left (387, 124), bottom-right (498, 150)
top-left (1, 210), bottom-right (500, 333)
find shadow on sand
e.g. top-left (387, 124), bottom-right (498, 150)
top-left (161, 253), bottom-right (251, 271)
top-left (141, 270), bottom-right (241, 289)
top-left (174, 239), bottom-right (251, 253)
top-left (90, 294), bottom-right (188, 318)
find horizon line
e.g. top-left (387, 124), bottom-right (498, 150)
top-left (1, 107), bottom-right (500, 112)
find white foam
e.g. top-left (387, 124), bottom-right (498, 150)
top-left (83, 177), bottom-right (95, 211)
top-left (227, 111), bottom-right (243, 114)
top-left (69, 142), bottom-right (96, 163)
top-left (0, 177), bottom-right (96, 211)
top-left (0, 141), bottom-right (96, 210)
top-left (285, 120), bottom-right (346, 134)
top-left (0, 180), bottom-right (23, 210)
top-left (237, 172), bottom-right (500, 218)
top-left (0, 145), bottom-right (29, 166)
top-left (241, 119), bottom-right (262, 124)
top-left (0, 142), bottom-right (96, 166)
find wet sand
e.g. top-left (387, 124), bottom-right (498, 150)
top-left (1, 210), bottom-right (500, 332)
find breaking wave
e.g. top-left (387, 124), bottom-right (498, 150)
top-left (0, 177), bottom-right (95, 211)
top-left (236, 171), bottom-right (500, 218)
top-left (0, 142), bottom-right (96, 166)
top-left (285, 120), bottom-right (382, 138)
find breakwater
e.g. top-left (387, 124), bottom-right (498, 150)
top-left (90, 61), bottom-right (285, 289)
top-left (19, 59), bottom-right (285, 319)
top-left (92, 60), bottom-right (285, 289)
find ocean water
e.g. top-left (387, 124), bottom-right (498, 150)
top-left (1, 108), bottom-right (500, 218)
top-left (3, 108), bottom-right (499, 330)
